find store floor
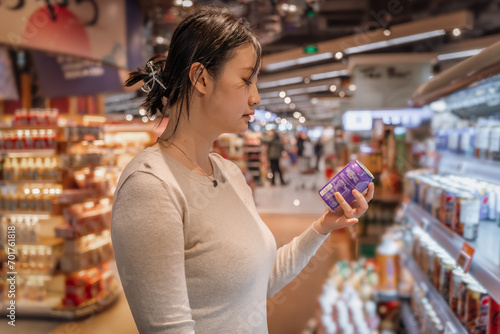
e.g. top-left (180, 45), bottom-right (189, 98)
top-left (2, 166), bottom-right (349, 334)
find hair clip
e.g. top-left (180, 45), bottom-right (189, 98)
top-left (141, 61), bottom-right (167, 93)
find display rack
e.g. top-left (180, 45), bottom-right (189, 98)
top-left (437, 151), bottom-right (500, 185)
top-left (405, 202), bottom-right (500, 303)
top-left (403, 255), bottom-right (468, 334)
top-left (400, 302), bottom-right (420, 334)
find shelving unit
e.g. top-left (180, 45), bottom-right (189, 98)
top-left (403, 255), bottom-right (468, 334)
top-left (400, 302), bottom-right (420, 334)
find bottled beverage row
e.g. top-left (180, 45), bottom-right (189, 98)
top-left (0, 129), bottom-right (58, 150)
top-left (316, 260), bottom-right (380, 334)
top-left (435, 119), bottom-right (500, 161)
top-left (2, 157), bottom-right (61, 182)
top-left (0, 185), bottom-right (62, 213)
top-left (12, 108), bottom-right (59, 127)
top-left (411, 228), bottom-right (498, 334)
top-left (406, 172), bottom-right (500, 241)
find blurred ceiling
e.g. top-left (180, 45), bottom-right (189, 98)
top-left (138, 0), bottom-right (500, 124)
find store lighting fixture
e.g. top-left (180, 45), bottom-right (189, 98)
top-left (329, 85), bottom-right (337, 92)
top-left (265, 52), bottom-right (333, 71)
top-left (335, 52), bottom-right (344, 60)
top-left (344, 29), bottom-right (446, 54)
top-left (304, 77), bottom-right (311, 84)
top-left (289, 5), bottom-right (297, 12)
top-left (279, 91), bottom-right (287, 98)
top-left (125, 114), bottom-right (133, 121)
top-left (149, 114), bottom-right (156, 121)
top-left (284, 97), bottom-right (292, 104)
top-left (289, 103), bottom-right (296, 109)
top-left (310, 70), bottom-right (348, 81)
top-left (182, 0), bottom-right (193, 7)
top-left (155, 36), bottom-right (165, 44)
top-left (286, 85), bottom-right (329, 96)
top-left (383, 29), bottom-right (391, 37)
top-left (339, 91), bottom-right (346, 97)
top-left (299, 116), bottom-right (306, 123)
top-left (258, 76), bottom-right (304, 89)
top-left (142, 116), bottom-right (149, 123)
top-left (249, 115), bottom-right (255, 122)
top-left (139, 108), bottom-right (146, 116)
top-left (260, 120), bottom-right (267, 126)
top-left (311, 98), bottom-right (319, 105)
top-left (452, 28), bottom-right (461, 37)
top-left (437, 48), bottom-right (484, 61)
top-left (293, 111), bottom-right (301, 119)
top-left (349, 84), bottom-right (356, 91)
top-left (293, 199), bottom-right (300, 207)
top-left (174, 0), bottom-right (182, 5)
top-left (275, 117), bottom-right (282, 123)
top-left (265, 112), bottom-right (272, 119)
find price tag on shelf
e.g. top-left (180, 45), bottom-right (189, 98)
top-left (456, 242), bottom-right (475, 273)
top-left (419, 217), bottom-right (430, 232)
top-left (444, 321), bottom-right (457, 334)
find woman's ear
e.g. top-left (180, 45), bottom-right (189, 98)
top-left (189, 62), bottom-right (210, 95)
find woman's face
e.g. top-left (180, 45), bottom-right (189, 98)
top-left (203, 44), bottom-right (261, 134)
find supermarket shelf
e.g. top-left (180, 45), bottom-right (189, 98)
top-left (0, 149), bottom-right (57, 158)
top-left (404, 256), bottom-right (467, 334)
top-left (405, 202), bottom-right (500, 303)
top-left (0, 180), bottom-right (60, 186)
top-left (0, 211), bottom-right (53, 219)
top-left (400, 302), bottom-right (420, 334)
top-left (0, 286), bottom-right (121, 320)
top-left (0, 125), bottom-right (59, 130)
top-left (438, 151), bottom-right (500, 185)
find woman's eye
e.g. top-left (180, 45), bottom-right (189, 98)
top-left (244, 79), bottom-right (252, 86)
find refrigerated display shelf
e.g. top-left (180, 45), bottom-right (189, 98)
top-left (400, 302), bottom-right (420, 334)
top-left (438, 151), bottom-right (500, 185)
top-left (404, 255), bottom-right (467, 334)
top-left (405, 202), bottom-right (500, 303)
top-left (0, 150), bottom-right (57, 158)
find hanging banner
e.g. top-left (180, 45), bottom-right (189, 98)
top-left (0, 0), bottom-right (127, 68)
top-left (32, 51), bottom-right (123, 98)
top-left (0, 46), bottom-right (19, 100)
top-left (351, 63), bottom-right (433, 109)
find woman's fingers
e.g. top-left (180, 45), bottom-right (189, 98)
top-left (365, 182), bottom-right (375, 202)
top-left (334, 192), bottom-right (354, 218)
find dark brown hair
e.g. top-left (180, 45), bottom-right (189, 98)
top-left (125, 8), bottom-right (262, 140)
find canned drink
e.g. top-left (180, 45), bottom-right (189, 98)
top-left (439, 186), bottom-right (457, 228)
top-left (458, 275), bottom-right (479, 323)
top-left (450, 268), bottom-right (466, 315)
top-left (433, 252), bottom-right (448, 289)
top-left (473, 185), bottom-right (490, 221)
top-left (438, 258), bottom-right (456, 303)
top-left (418, 177), bottom-right (430, 209)
top-left (487, 186), bottom-right (497, 221)
top-left (425, 182), bottom-right (437, 214)
top-left (318, 160), bottom-right (374, 212)
top-left (427, 246), bottom-right (437, 282)
top-left (465, 284), bottom-right (489, 333)
top-left (488, 296), bottom-right (500, 334)
top-left (456, 193), bottom-right (481, 238)
top-left (431, 185), bottom-right (443, 219)
top-left (489, 126), bottom-right (500, 161)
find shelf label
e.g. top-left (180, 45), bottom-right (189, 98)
top-left (456, 242), bottom-right (475, 273)
top-left (419, 217), bottom-right (430, 231)
top-left (444, 321), bottom-right (457, 334)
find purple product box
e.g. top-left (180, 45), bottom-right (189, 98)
top-left (318, 160), bottom-right (374, 212)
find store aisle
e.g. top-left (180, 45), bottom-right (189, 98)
top-left (255, 166), bottom-right (328, 215)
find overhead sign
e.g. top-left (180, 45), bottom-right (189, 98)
top-left (351, 63), bottom-right (433, 109)
top-left (32, 51), bottom-right (123, 98)
top-left (0, 46), bottom-right (19, 100)
top-left (0, 0), bottom-right (127, 68)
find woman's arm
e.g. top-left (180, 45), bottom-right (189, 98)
top-left (111, 172), bottom-right (195, 334)
top-left (267, 183), bottom-right (374, 298)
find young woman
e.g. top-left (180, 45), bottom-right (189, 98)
top-left (111, 8), bottom-right (374, 334)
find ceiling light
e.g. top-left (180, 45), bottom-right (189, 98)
top-left (286, 85), bottom-right (329, 96)
top-left (289, 103), bottom-right (296, 109)
top-left (265, 112), bottom-right (272, 119)
top-left (279, 91), bottom-right (286, 98)
top-left (437, 48), bottom-right (484, 61)
top-left (125, 114), bottom-right (133, 121)
top-left (383, 29), bottom-right (391, 37)
top-left (304, 77), bottom-right (311, 84)
top-left (182, 0), bottom-right (193, 7)
top-left (311, 98), bottom-right (318, 105)
top-left (275, 117), bottom-right (282, 123)
top-left (452, 28), bottom-right (461, 37)
top-left (335, 52), bottom-right (344, 60)
top-left (139, 108), bottom-right (146, 116)
top-left (284, 97), bottom-right (292, 104)
top-left (258, 76), bottom-right (304, 89)
top-left (289, 4), bottom-right (297, 12)
top-left (299, 116), bottom-right (306, 123)
top-left (339, 91), bottom-right (346, 97)
top-left (310, 70), bottom-right (348, 81)
top-left (281, 3), bottom-right (289, 11)
top-left (174, 0), bottom-right (182, 5)
top-left (344, 29), bottom-right (446, 54)
top-left (266, 52), bottom-right (333, 71)
top-left (155, 36), bottom-right (165, 44)
top-left (329, 85), bottom-right (337, 92)
top-left (142, 116), bottom-right (149, 123)
top-left (293, 111), bottom-right (301, 119)
top-left (349, 84), bottom-right (356, 91)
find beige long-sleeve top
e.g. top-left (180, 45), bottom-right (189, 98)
top-left (111, 146), bottom-right (329, 333)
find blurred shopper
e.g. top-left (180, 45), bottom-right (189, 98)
top-left (314, 140), bottom-right (324, 171)
top-left (267, 131), bottom-right (287, 186)
top-left (303, 137), bottom-right (315, 173)
top-left (111, 8), bottom-right (374, 334)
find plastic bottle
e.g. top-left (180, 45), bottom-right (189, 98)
top-left (376, 236), bottom-right (400, 297)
